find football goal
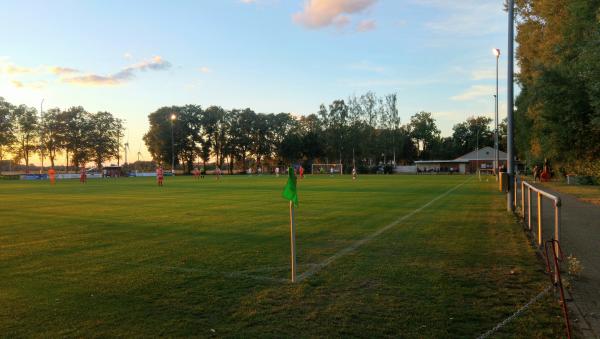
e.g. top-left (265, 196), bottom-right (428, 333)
top-left (311, 163), bottom-right (343, 175)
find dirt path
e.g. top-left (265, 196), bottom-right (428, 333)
top-left (521, 182), bottom-right (600, 338)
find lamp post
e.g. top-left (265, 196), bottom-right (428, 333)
top-left (170, 113), bottom-right (176, 175)
top-left (507, 0), bottom-right (515, 211)
top-left (40, 99), bottom-right (44, 173)
top-left (493, 48), bottom-right (500, 179)
top-left (476, 128), bottom-right (480, 180)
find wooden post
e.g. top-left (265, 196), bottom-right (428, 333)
top-left (528, 187), bottom-right (532, 230)
top-left (289, 201), bottom-right (297, 283)
top-left (521, 181), bottom-right (525, 218)
top-left (537, 192), bottom-right (542, 246)
top-left (514, 176), bottom-right (517, 209)
top-left (555, 200), bottom-right (561, 259)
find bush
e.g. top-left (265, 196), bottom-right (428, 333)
top-left (566, 159), bottom-right (600, 184)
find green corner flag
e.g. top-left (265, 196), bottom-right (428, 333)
top-left (282, 167), bottom-right (298, 207)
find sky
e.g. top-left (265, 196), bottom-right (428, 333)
top-left (0, 0), bottom-right (511, 165)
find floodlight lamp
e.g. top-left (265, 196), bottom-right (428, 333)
top-left (170, 114), bottom-right (176, 121)
top-left (493, 48), bottom-right (501, 57)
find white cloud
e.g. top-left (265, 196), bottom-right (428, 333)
top-left (293, 0), bottom-right (377, 29)
top-left (11, 79), bottom-right (47, 90)
top-left (451, 85), bottom-right (495, 101)
top-left (0, 62), bottom-right (35, 74)
top-left (240, 0), bottom-right (256, 3)
top-left (471, 69), bottom-right (496, 80)
top-left (356, 19), bottom-right (376, 32)
top-left (198, 66), bottom-right (212, 74)
top-left (124, 52), bottom-right (133, 59)
top-left (61, 56), bottom-right (171, 86)
top-left (48, 66), bottom-right (80, 75)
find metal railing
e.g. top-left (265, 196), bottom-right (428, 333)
top-left (520, 180), bottom-right (562, 255)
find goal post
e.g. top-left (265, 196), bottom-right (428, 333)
top-left (311, 163), bottom-right (343, 175)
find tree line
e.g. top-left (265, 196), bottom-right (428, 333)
top-left (514, 0), bottom-right (600, 177)
top-left (144, 91), bottom-right (506, 174)
top-left (0, 97), bottom-right (124, 172)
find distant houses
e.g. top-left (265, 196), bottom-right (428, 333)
top-left (414, 147), bottom-right (507, 174)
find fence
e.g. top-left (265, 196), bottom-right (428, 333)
top-left (518, 179), bottom-right (562, 257)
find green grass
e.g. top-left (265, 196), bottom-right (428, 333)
top-left (541, 180), bottom-right (600, 206)
top-left (0, 175), bottom-right (563, 337)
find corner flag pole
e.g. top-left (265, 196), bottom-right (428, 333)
top-left (289, 200), bottom-right (297, 283)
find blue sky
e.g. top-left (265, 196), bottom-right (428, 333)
top-left (0, 0), bottom-right (510, 163)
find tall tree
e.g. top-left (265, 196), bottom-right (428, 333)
top-left (408, 111), bottom-right (440, 159)
top-left (0, 97), bottom-right (16, 164)
top-left (14, 104), bottom-right (38, 172)
top-left (451, 116), bottom-right (494, 156)
top-left (88, 111), bottom-right (123, 169)
top-left (40, 108), bottom-right (64, 168)
top-left (515, 0), bottom-right (600, 176)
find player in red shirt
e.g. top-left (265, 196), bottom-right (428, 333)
top-left (193, 167), bottom-right (200, 180)
top-left (79, 167), bottom-right (87, 183)
top-left (48, 168), bottom-right (56, 185)
top-left (299, 166), bottom-right (304, 179)
top-left (156, 166), bottom-right (164, 186)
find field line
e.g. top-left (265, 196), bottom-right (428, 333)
top-left (296, 178), bottom-right (472, 282)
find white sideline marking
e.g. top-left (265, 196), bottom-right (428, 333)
top-left (296, 178), bottom-right (471, 282)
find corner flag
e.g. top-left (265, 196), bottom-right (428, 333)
top-left (282, 166), bottom-right (298, 282)
top-left (282, 167), bottom-right (298, 207)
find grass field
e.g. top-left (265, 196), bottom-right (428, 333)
top-left (540, 180), bottom-right (600, 206)
top-left (1, 175), bottom-right (563, 337)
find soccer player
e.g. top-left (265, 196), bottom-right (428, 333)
top-left (275, 167), bottom-right (280, 177)
top-left (352, 167), bottom-right (357, 180)
top-left (79, 167), bottom-right (87, 183)
top-left (215, 166), bottom-right (221, 180)
top-left (193, 167), bottom-right (200, 180)
top-left (156, 166), bottom-right (164, 186)
top-left (48, 167), bottom-right (56, 185)
top-left (299, 166), bottom-right (304, 179)
top-left (330, 166), bottom-right (334, 176)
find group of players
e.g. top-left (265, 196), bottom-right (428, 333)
top-left (46, 164), bottom-right (358, 186)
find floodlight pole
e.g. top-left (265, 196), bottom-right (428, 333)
top-left (507, 0), bottom-right (516, 211)
top-left (495, 51), bottom-right (500, 179)
top-left (170, 114), bottom-right (176, 175)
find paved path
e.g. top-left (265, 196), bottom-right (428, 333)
top-left (520, 183), bottom-right (600, 338)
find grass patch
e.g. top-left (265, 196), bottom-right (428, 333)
top-left (540, 181), bottom-right (600, 206)
top-left (0, 175), bottom-right (563, 337)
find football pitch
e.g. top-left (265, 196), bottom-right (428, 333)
top-left (1, 175), bottom-right (562, 337)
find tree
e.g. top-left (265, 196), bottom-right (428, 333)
top-left (384, 93), bottom-right (400, 164)
top-left (88, 111), bottom-right (123, 169)
top-left (0, 97), bottom-right (16, 164)
top-left (144, 107), bottom-right (179, 167)
top-left (40, 108), bottom-right (64, 168)
top-left (59, 106), bottom-right (92, 169)
top-left (13, 104), bottom-right (38, 172)
top-left (514, 0), bottom-right (600, 176)
top-left (408, 111), bottom-right (440, 159)
top-left (451, 116), bottom-right (493, 156)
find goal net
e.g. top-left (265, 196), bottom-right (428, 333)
top-left (311, 163), bottom-right (343, 175)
